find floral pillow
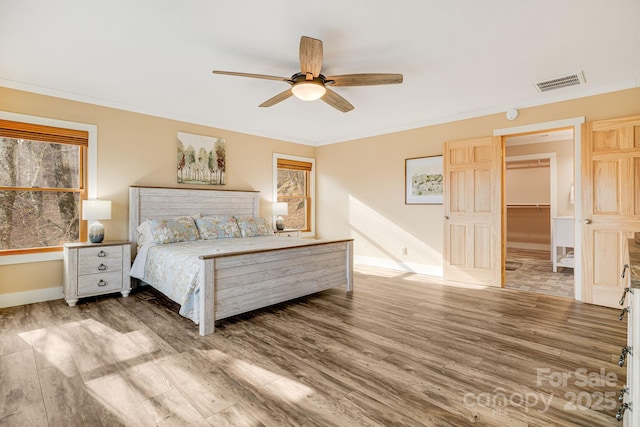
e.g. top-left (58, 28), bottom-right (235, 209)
top-left (137, 214), bottom-right (201, 245)
top-left (195, 216), bottom-right (241, 239)
top-left (148, 216), bottom-right (200, 244)
top-left (235, 216), bottom-right (274, 237)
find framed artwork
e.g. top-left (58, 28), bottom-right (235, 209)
top-left (405, 155), bottom-right (443, 204)
top-left (177, 132), bottom-right (226, 185)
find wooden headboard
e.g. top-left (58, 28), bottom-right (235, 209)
top-left (129, 186), bottom-right (260, 251)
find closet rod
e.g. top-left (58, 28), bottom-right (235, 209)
top-left (506, 203), bottom-right (551, 208)
top-left (506, 159), bottom-right (550, 170)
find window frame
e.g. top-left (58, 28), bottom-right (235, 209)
top-left (0, 111), bottom-right (97, 265)
top-left (273, 153), bottom-right (315, 237)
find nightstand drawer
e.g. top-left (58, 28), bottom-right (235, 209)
top-left (78, 271), bottom-right (123, 296)
top-left (77, 246), bottom-right (123, 275)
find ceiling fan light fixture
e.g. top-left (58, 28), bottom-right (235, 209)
top-left (292, 81), bottom-right (326, 101)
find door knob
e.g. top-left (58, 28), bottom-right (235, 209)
top-left (444, 216), bottom-right (449, 220)
top-left (583, 218), bottom-right (592, 224)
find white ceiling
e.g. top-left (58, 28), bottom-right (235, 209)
top-left (1, 1), bottom-right (638, 146)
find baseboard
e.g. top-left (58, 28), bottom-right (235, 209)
top-left (0, 286), bottom-right (63, 308)
top-left (354, 255), bottom-right (443, 277)
top-left (507, 242), bottom-right (550, 251)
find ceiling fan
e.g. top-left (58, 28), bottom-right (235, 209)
top-left (212, 36), bottom-right (403, 113)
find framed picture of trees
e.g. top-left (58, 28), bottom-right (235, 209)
top-left (177, 132), bottom-right (226, 185)
top-left (405, 155), bottom-right (443, 204)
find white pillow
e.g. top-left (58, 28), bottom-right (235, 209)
top-left (136, 220), bottom-right (153, 246)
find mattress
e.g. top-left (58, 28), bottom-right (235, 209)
top-left (130, 236), bottom-right (314, 323)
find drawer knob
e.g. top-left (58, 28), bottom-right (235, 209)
top-left (620, 287), bottom-right (632, 305)
top-left (616, 402), bottom-right (629, 421)
top-left (618, 307), bottom-right (630, 321)
top-left (618, 387), bottom-right (628, 402)
top-left (621, 264), bottom-right (629, 279)
top-left (618, 346), bottom-right (631, 367)
top-left (98, 279), bottom-right (107, 287)
top-left (98, 250), bottom-right (107, 257)
top-left (97, 263), bottom-right (107, 271)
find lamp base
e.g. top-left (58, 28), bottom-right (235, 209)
top-left (89, 221), bottom-right (105, 243)
top-left (275, 216), bottom-right (284, 231)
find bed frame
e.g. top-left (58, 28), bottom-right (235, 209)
top-left (129, 186), bottom-right (353, 335)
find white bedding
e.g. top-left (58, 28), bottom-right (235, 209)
top-left (130, 236), bottom-right (315, 323)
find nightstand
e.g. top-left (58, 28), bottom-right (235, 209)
top-left (274, 229), bottom-right (301, 238)
top-left (63, 240), bottom-right (131, 306)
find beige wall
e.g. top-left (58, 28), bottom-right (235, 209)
top-left (506, 138), bottom-right (574, 215)
top-left (1, 86), bottom-right (639, 297)
top-left (315, 88), bottom-right (640, 275)
top-left (0, 87), bottom-right (314, 295)
top-left (506, 166), bottom-right (551, 205)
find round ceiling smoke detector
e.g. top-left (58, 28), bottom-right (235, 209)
top-left (506, 109), bottom-right (519, 121)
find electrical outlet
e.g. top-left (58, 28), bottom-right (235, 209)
top-left (401, 246), bottom-right (407, 255)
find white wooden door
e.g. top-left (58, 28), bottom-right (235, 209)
top-left (443, 137), bottom-right (503, 287)
top-left (582, 115), bottom-right (640, 308)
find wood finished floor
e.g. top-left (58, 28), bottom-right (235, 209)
top-left (0, 266), bottom-right (627, 426)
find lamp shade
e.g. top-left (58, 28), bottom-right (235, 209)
top-left (273, 202), bottom-right (288, 216)
top-left (291, 81), bottom-right (326, 101)
top-left (82, 200), bottom-right (112, 220)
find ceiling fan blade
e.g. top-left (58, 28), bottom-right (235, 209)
top-left (326, 73), bottom-right (403, 86)
top-left (321, 88), bottom-right (354, 113)
top-left (299, 36), bottom-right (323, 78)
top-left (259, 89), bottom-right (294, 107)
top-left (212, 70), bottom-right (290, 82)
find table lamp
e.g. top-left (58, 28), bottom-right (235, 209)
top-left (273, 202), bottom-right (288, 231)
top-left (82, 200), bottom-right (111, 243)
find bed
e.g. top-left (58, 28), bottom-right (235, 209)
top-left (128, 186), bottom-right (353, 336)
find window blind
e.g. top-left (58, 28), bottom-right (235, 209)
top-left (0, 119), bottom-right (88, 146)
top-left (277, 158), bottom-right (312, 171)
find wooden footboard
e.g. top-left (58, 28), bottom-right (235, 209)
top-left (129, 186), bottom-right (353, 336)
top-left (197, 239), bottom-right (353, 336)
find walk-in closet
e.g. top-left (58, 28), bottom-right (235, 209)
top-left (504, 130), bottom-right (575, 297)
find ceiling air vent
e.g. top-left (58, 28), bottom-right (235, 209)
top-left (533, 71), bottom-right (586, 93)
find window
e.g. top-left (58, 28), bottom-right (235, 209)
top-left (275, 155), bottom-right (314, 234)
top-left (0, 119), bottom-right (87, 255)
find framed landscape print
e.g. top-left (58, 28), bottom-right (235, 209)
top-left (405, 155), bottom-right (443, 204)
top-left (177, 132), bottom-right (226, 185)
